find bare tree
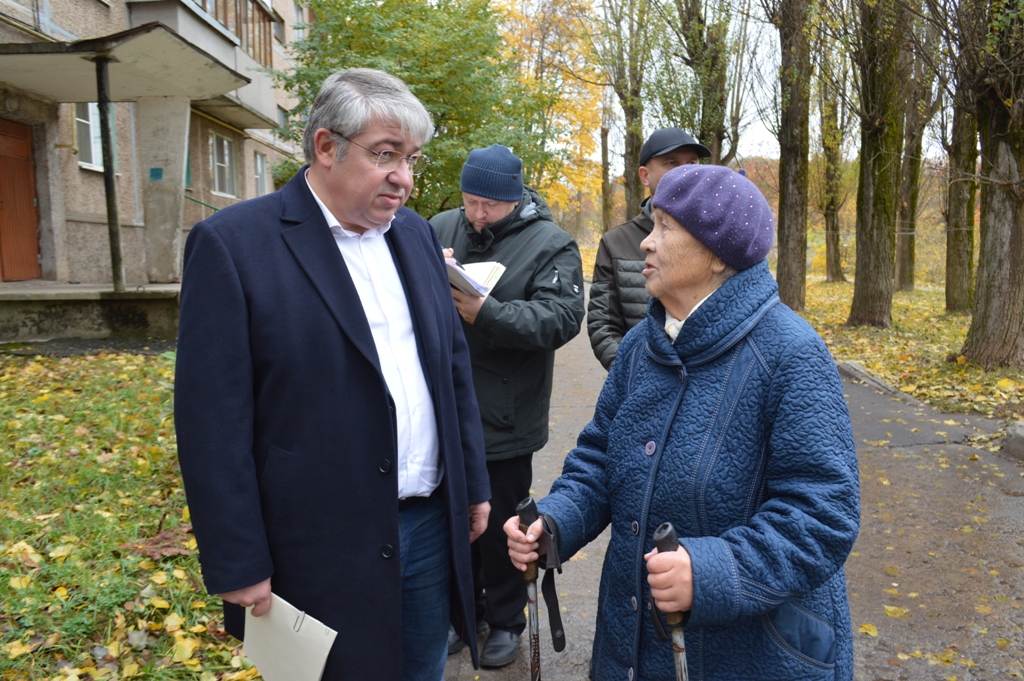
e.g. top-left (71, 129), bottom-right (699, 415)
top-left (661, 0), bottom-right (753, 165)
top-left (940, 92), bottom-right (978, 312)
top-left (601, 88), bottom-right (616, 232)
top-left (846, 0), bottom-right (907, 327)
top-left (895, 12), bottom-right (943, 291)
top-left (814, 25), bottom-right (855, 283)
top-left (761, 0), bottom-right (812, 309)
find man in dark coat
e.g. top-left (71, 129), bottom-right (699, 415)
top-left (174, 68), bottom-right (491, 681)
top-left (587, 128), bottom-right (711, 369)
top-left (430, 145), bottom-right (584, 667)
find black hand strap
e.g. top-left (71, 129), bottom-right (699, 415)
top-left (649, 595), bottom-right (671, 642)
top-left (541, 567), bottom-right (565, 652)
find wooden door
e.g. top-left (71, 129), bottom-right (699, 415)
top-left (0, 118), bottom-right (42, 281)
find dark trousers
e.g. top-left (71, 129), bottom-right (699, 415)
top-left (472, 454), bottom-right (533, 635)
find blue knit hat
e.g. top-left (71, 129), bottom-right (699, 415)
top-left (460, 145), bottom-right (524, 202)
top-left (652, 165), bottom-right (774, 271)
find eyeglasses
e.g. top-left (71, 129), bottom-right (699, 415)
top-left (330, 130), bottom-right (431, 176)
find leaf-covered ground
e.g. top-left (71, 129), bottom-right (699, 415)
top-left (802, 281), bottom-right (1023, 421)
top-left (0, 353), bottom-right (256, 680)
top-left (0, 278), bottom-right (1021, 679)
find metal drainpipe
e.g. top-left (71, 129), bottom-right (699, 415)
top-left (94, 54), bottom-right (126, 293)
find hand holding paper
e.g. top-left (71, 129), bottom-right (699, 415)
top-left (243, 593), bottom-right (337, 681)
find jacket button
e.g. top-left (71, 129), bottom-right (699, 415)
top-left (379, 459), bottom-right (392, 473)
top-left (631, 521), bottom-right (639, 535)
top-left (381, 544), bottom-right (394, 559)
top-left (503, 415), bottom-right (509, 421)
top-left (645, 441), bottom-right (656, 456)
top-left (502, 378), bottom-right (508, 384)
top-left (628, 668), bottom-right (634, 681)
top-left (631, 596), bottom-right (637, 611)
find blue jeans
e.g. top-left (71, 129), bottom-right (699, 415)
top-left (399, 493), bottom-right (451, 681)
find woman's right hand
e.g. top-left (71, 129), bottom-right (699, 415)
top-left (504, 515), bottom-right (546, 571)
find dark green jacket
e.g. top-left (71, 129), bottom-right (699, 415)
top-left (431, 187), bottom-right (585, 460)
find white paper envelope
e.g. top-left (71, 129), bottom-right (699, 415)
top-left (243, 593), bottom-right (337, 681)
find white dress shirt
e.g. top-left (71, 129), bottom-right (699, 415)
top-left (306, 173), bottom-right (441, 498)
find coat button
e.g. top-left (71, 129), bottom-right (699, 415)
top-left (631, 596), bottom-right (637, 611)
top-left (379, 459), bottom-right (392, 473)
top-left (381, 544), bottom-right (394, 559)
top-left (628, 668), bottom-right (634, 681)
top-left (631, 521), bottom-right (639, 535)
top-left (502, 378), bottom-right (508, 384)
top-left (645, 441), bottom-right (656, 456)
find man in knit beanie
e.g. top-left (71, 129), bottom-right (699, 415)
top-left (430, 145), bottom-right (585, 667)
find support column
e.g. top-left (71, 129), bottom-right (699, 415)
top-left (136, 96), bottom-right (190, 283)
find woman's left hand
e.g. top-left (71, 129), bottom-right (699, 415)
top-left (645, 544), bottom-right (694, 613)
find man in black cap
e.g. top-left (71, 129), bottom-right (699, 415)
top-left (587, 128), bottom-right (711, 369)
top-left (431, 144), bottom-right (585, 667)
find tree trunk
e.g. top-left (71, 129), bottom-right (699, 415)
top-left (895, 124), bottom-right (925, 291)
top-left (622, 97), bottom-right (645, 215)
top-left (821, 86), bottom-right (846, 282)
top-left (960, 94), bottom-right (1024, 369)
top-left (601, 118), bottom-right (613, 233)
top-left (945, 102), bottom-right (976, 311)
top-left (847, 0), bottom-right (904, 327)
top-left (774, 0), bottom-right (812, 310)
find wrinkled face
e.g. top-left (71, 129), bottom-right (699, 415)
top-left (311, 120), bottom-right (420, 233)
top-left (639, 148), bottom-right (701, 197)
top-left (640, 208), bottom-right (724, 318)
top-left (462, 192), bottom-right (519, 232)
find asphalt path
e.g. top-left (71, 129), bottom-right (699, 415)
top-left (445, 293), bottom-right (1023, 681)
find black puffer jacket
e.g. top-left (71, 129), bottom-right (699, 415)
top-left (587, 200), bottom-right (653, 370)
top-left (431, 187), bottom-right (585, 460)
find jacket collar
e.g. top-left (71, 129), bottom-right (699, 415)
top-left (277, 166), bottom-right (388, 377)
top-left (645, 260), bottom-right (780, 367)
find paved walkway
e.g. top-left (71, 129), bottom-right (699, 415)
top-left (446, 300), bottom-right (1023, 681)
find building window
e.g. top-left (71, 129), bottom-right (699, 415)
top-left (273, 16), bottom-right (284, 42)
top-left (197, 0), bottom-right (273, 66)
top-left (75, 103), bottom-right (105, 170)
top-left (294, 1), bottom-right (305, 40)
top-left (209, 133), bottom-right (237, 196)
top-left (254, 152), bottom-right (270, 196)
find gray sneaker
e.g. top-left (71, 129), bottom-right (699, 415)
top-left (479, 629), bottom-right (521, 668)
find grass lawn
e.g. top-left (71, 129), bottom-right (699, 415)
top-left (0, 277), bottom-right (1020, 679)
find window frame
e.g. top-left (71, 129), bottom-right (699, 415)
top-left (254, 151), bottom-right (270, 197)
top-left (209, 132), bottom-right (238, 197)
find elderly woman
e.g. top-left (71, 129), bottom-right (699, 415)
top-left (506, 165), bottom-right (859, 681)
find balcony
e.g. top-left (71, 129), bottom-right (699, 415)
top-left (127, 0), bottom-right (277, 128)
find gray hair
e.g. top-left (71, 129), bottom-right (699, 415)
top-left (302, 68), bottom-right (434, 163)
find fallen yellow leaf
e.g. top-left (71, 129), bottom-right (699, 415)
top-left (975, 605), bottom-right (992, 614)
top-left (182, 506), bottom-right (191, 522)
top-left (164, 611), bottom-right (184, 632)
top-left (121, 662), bottom-right (140, 678)
top-left (859, 623), bottom-right (878, 637)
top-left (149, 597), bottom-right (170, 609)
top-left (172, 636), bottom-right (199, 662)
top-left (54, 586), bottom-right (69, 600)
top-left (997, 378), bottom-right (1016, 390)
top-left (884, 605), bottom-right (910, 618)
top-left (173, 568), bottom-right (186, 580)
top-left (150, 571), bottom-right (168, 585)
top-left (9, 576), bottom-right (31, 590)
top-left (48, 544), bottom-right (75, 561)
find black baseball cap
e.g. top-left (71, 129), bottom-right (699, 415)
top-left (639, 128), bottom-right (712, 166)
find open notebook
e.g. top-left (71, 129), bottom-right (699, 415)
top-left (446, 261), bottom-right (506, 297)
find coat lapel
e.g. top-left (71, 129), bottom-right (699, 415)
top-left (386, 211), bottom-right (443, 395)
top-left (279, 170), bottom-right (383, 377)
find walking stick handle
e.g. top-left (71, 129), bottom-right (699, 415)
top-left (517, 496), bottom-right (540, 581)
top-left (653, 522), bottom-right (685, 626)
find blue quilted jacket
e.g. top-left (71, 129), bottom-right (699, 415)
top-left (539, 261), bottom-right (859, 681)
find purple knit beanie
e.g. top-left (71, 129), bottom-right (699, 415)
top-left (651, 165), bottom-right (774, 271)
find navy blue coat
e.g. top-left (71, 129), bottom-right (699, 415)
top-left (538, 261), bottom-right (859, 681)
top-left (174, 168), bottom-right (491, 679)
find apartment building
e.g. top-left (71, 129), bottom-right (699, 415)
top-left (0, 0), bottom-right (307, 285)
